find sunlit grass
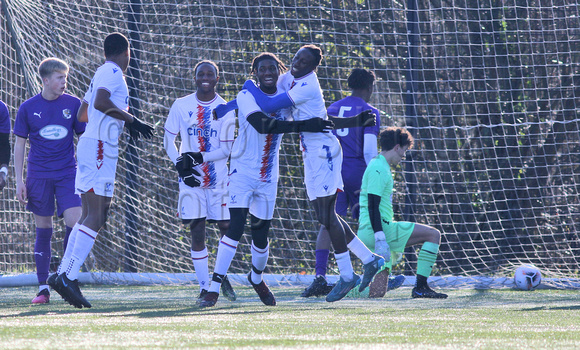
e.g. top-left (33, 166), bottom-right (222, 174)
top-left (1, 285), bottom-right (579, 349)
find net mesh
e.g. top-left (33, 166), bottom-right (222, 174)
top-left (1, 0), bottom-right (579, 288)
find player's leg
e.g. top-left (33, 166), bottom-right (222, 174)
top-left (312, 194), bottom-right (362, 301)
top-left (200, 207), bottom-right (247, 307)
top-left (187, 218), bottom-right (210, 298)
top-left (25, 178), bottom-right (55, 304)
top-left (56, 191), bottom-right (110, 308)
top-left (215, 219), bottom-right (236, 301)
top-left (247, 214), bottom-right (275, 306)
top-left (51, 196), bottom-right (87, 293)
top-left (301, 226), bottom-right (334, 297)
top-left (407, 223), bottom-right (447, 299)
top-left (31, 214), bottom-right (53, 304)
top-left (56, 172), bottom-right (82, 253)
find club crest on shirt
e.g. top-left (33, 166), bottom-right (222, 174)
top-left (62, 109), bottom-right (72, 119)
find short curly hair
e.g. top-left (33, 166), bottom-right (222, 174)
top-left (347, 68), bottom-right (375, 90)
top-left (380, 127), bottom-right (414, 152)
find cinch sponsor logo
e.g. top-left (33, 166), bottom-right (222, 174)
top-left (187, 125), bottom-right (217, 137)
top-left (39, 125), bottom-right (68, 140)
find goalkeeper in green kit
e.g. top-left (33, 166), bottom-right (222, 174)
top-left (356, 127), bottom-right (447, 299)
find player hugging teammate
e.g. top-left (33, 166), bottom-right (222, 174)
top-left (11, 33), bottom-right (446, 308)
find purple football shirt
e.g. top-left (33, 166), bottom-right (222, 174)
top-left (0, 100), bottom-right (10, 133)
top-left (13, 93), bottom-right (85, 179)
top-left (328, 96), bottom-right (380, 172)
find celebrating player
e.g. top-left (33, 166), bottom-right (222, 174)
top-left (301, 68), bottom-right (405, 298)
top-left (163, 60), bottom-right (237, 304)
top-left (50, 32), bottom-right (154, 308)
top-left (199, 52), bottom-right (335, 308)
top-left (241, 45), bottom-right (384, 302)
top-left (13, 58), bottom-right (85, 304)
top-left (0, 100), bottom-right (10, 191)
top-left (357, 127), bottom-right (448, 299)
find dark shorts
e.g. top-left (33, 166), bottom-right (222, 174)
top-left (26, 174), bottom-right (81, 217)
top-left (336, 169), bottom-right (364, 219)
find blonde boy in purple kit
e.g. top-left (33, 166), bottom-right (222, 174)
top-left (13, 58), bottom-right (85, 304)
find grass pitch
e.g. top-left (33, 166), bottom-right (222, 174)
top-left (1, 284), bottom-right (579, 349)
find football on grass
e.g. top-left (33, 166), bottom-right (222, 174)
top-left (514, 264), bottom-right (542, 291)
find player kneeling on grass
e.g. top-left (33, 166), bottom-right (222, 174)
top-left (357, 127), bottom-right (447, 299)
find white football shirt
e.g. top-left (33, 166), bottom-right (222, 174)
top-left (277, 71), bottom-right (340, 155)
top-left (81, 61), bottom-right (129, 146)
top-left (164, 92), bottom-right (234, 188)
top-left (230, 89), bottom-right (287, 183)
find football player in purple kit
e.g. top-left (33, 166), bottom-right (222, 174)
top-left (164, 60), bottom-right (237, 304)
top-left (50, 32), bottom-right (153, 309)
top-left (13, 58), bottom-right (85, 305)
top-left (240, 45), bottom-right (385, 302)
top-left (0, 100), bottom-right (10, 191)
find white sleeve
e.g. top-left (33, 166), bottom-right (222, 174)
top-left (202, 113), bottom-right (236, 162)
top-left (163, 103), bottom-right (180, 164)
top-left (163, 130), bottom-right (179, 165)
top-left (364, 133), bottom-right (378, 165)
top-left (286, 80), bottom-right (314, 106)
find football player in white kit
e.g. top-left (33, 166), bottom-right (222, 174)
top-left (240, 45), bottom-right (385, 302)
top-left (164, 60), bottom-right (237, 304)
top-left (199, 53), bottom-right (334, 308)
top-left (51, 32), bottom-right (154, 308)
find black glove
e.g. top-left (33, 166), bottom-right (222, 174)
top-left (175, 155), bottom-right (187, 178)
top-left (299, 118), bottom-right (334, 132)
top-left (182, 167), bottom-right (203, 188)
top-left (181, 152), bottom-right (204, 169)
top-left (126, 117), bottom-right (154, 140)
top-left (358, 109), bottom-right (376, 127)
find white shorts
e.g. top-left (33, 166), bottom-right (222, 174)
top-left (303, 143), bottom-right (344, 201)
top-left (75, 138), bottom-right (118, 197)
top-left (228, 172), bottom-right (277, 220)
top-left (178, 179), bottom-right (229, 221)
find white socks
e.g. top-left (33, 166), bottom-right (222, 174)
top-left (347, 236), bottom-right (374, 265)
top-left (208, 236), bottom-right (239, 293)
top-left (191, 248), bottom-right (209, 292)
top-left (58, 223), bottom-right (81, 275)
top-left (250, 242), bottom-right (269, 284)
top-left (65, 225), bottom-right (97, 281)
top-left (335, 251), bottom-right (354, 282)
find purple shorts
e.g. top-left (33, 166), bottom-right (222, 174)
top-left (26, 173), bottom-right (81, 217)
top-left (336, 169), bottom-right (364, 220)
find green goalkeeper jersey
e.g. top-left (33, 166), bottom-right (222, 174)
top-left (358, 154), bottom-right (394, 233)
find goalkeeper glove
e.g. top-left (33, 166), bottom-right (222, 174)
top-left (181, 152), bottom-right (204, 169)
top-left (182, 167), bottom-right (204, 188)
top-left (175, 152), bottom-right (204, 177)
top-left (374, 231), bottom-right (391, 262)
top-left (126, 117), bottom-right (154, 140)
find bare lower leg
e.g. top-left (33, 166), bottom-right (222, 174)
top-left (189, 218), bottom-right (206, 252)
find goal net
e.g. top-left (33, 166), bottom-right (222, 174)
top-left (1, 0), bottom-right (579, 289)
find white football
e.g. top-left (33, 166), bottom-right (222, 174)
top-left (514, 265), bottom-right (542, 290)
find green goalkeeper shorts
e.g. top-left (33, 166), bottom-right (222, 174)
top-left (357, 221), bottom-right (415, 269)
